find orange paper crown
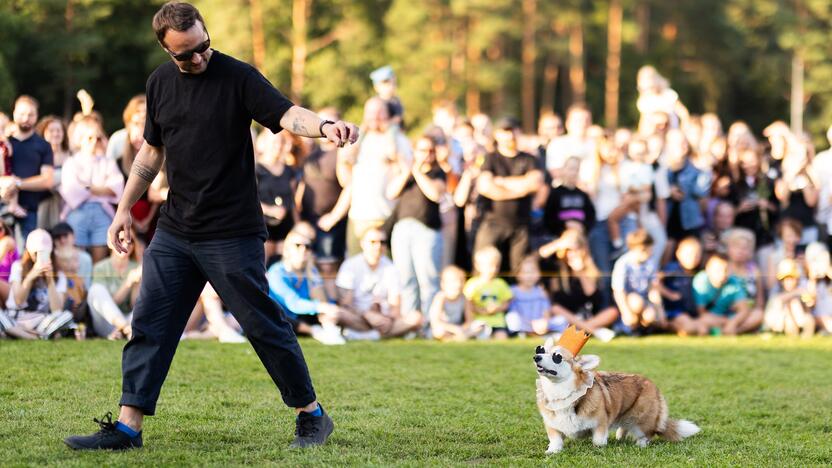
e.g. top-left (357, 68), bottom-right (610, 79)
top-left (556, 325), bottom-right (591, 356)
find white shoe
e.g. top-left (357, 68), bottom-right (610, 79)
top-left (476, 325), bottom-right (493, 340)
top-left (36, 311), bottom-right (74, 338)
top-left (343, 328), bottom-right (381, 341)
top-left (218, 329), bottom-right (247, 344)
top-left (311, 325), bottom-right (346, 345)
top-left (593, 327), bottom-right (616, 343)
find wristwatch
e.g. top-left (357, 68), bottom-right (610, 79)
top-left (319, 120), bottom-right (335, 138)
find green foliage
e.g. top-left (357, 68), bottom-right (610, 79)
top-left (2, 0), bottom-right (832, 140)
top-left (1, 337), bottom-right (831, 465)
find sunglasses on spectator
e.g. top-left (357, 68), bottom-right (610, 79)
top-left (166, 36), bottom-right (210, 62)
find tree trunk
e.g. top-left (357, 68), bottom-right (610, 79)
top-left (636, 1), bottom-right (649, 54)
top-left (250, 0), bottom-right (266, 72)
top-left (568, 20), bottom-right (585, 104)
top-left (604, 0), bottom-right (622, 129)
top-left (465, 17), bottom-right (481, 114)
top-left (63, 0), bottom-right (75, 119)
top-left (488, 42), bottom-right (505, 115)
top-left (521, 0), bottom-right (537, 133)
top-left (291, 0), bottom-right (310, 103)
top-left (540, 52), bottom-right (559, 115)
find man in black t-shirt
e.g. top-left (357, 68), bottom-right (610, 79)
top-left (65, 2), bottom-right (358, 452)
top-left (475, 117), bottom-right (543, 273)
top-left (3, 96), bottom-right (55, 239)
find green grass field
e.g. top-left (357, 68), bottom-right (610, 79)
top-left (1, 336), bottom-right (831, 466)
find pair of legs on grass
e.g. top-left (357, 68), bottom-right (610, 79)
top-left (65, 229), bottom-right (330, 450)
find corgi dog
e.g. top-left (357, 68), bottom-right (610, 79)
top-left (534, 330), bottom-right (700, 454)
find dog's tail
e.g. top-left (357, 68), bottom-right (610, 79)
top-left (660, 419), bottom-right (701, 442)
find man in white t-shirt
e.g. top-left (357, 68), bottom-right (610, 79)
top-left (545, 104), bottom-right (593, 178)
top-left (338, 97), bottom-right (412, 256)
top-left (335, 227), bottom-right (422, 339)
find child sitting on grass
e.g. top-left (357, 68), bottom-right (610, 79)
top-left (463, 246), bottom-right (512, 339)
top-left (611, 229), bottom-right (665, 335)
top-left (764, 258), bottom-right (814, 337)
top-left (429, 265), bottom-right (486, 341)
top-left (693, 253), bottom-right (762, 335)
top-left (661, 236), bottom-right (704, 336)
top-left (505, 256), bottom-right (567, 337)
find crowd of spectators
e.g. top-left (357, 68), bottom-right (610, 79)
top-left (1, 64), bottom-right (831, 343)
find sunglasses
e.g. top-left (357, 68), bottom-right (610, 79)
top-left (167, 36), bottom-right (210, 62)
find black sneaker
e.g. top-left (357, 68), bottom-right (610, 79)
top-left (290, 406), bottom-right (334, 448)
top-left (64, 412), bottom-right (143, 451)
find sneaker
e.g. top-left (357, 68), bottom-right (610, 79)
top-left (311, 325), bottom-right (346, 345)
top-left (218, 329), bottom-right (247, 344)
top-left (64, 412), bottom-right (143, 451)
top-left (592, 327), bottom-right (616, 343)
top-left (476, 325), bottom-right (493, 340)
top-left (290, 406), bottom-right (334, 448)
top-left (342, 328), bottom-right (381, 341)
top-left (36, 311), bottom-right (74, 338)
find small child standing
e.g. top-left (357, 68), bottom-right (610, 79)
top-left (611, 229), bottom-right (665, 334)
top-left (463, 246), bottom-right (512, 339)
top-left (506, 256), bottom-right (567, 336)
top-left (429, 265), bottom-right (486, 341)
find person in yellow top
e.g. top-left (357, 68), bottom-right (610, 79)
top-left (463, 246), bottom-right (512, 339)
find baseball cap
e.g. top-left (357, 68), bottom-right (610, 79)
top-left (370, 65), bottom-right (395, 84)
top-left (25, 229), bottom-right (53, 256)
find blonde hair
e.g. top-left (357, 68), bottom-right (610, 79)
top-left (721, 227), bottom-right (756, 251)
top-left (441, 264), bottom-right (466, 284)
top-left (473, 246), bottom-right (501, 274)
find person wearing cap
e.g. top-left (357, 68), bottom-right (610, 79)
top-left (474, 116), bottom-right (543, 273)
top-left (370, 65), bottom-right (404, 128)
top-left (1, 228), bottom-right (74, 339)
top-left (764, 257), bottom-right (814, 337)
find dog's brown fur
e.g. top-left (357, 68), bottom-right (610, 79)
top-left (535, 344), bottom-right (699, 454)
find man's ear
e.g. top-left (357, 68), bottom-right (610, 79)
top-left (544, 336), bottom-right (555, 350)
top-left (577, 354), bottom-right (600, 370)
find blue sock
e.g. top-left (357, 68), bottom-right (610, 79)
top-left (115, 421), bottom-right (140, 438)
top-left (303, 404), bottom-right (322, 417)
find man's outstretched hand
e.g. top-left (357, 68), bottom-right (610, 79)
top-left (322, 120), bottom-right (359, 148)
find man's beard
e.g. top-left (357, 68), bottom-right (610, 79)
top-left (17, 123), bottom-right (33, 132)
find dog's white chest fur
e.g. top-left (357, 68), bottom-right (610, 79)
top-left (537, 377), bottom-right (596, 438)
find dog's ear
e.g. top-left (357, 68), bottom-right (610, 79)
top-left (576, 354), bottom-right (600, 370)
top-left (543, 336), bottom-right (555, 350)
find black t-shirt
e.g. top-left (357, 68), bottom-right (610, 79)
top-left (300, 146), bottom-right (341, 221)
top-left (144, 51), bottom-right (294, 239)
top-left (255, 164), bottom-right (295, 225)
top-left (543, 185), bottom-right (595, 237)
top-left (395, 167), bottom-right (445, 230)
top-left (480, 151), bottom-right (537, 225)
top-left (10, 134), bottom-right (53, 211)
top-left (550, 268), bottom-right (608, 317)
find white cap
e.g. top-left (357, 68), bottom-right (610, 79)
top-left (25, 229), bottom-right (53, 256)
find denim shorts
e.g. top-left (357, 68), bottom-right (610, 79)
top-left (66, 201), bottom-right (112, 247)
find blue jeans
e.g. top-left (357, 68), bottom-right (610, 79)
top-left (66, 201), bottom-right (112, 247)
top-left (391, 218), bottom-right (442, 316)
top-left (120, 229), bottom-right (316, 415)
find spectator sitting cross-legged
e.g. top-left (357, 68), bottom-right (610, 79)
top-left (611, 229), bottom-right (666, 335)
top-left (803, 242), bottom-right (832, 334)
top-left (87, 231), bottom-right (143, 339)
top-left (428, 265), bottom-right (486, 341)
top-left (336, 227), bottom-right (421, 340)
top-left (539, 228), bottom-right (619, 341)
top-left (2, 229), bottom-right (73, 339)
top-left (764, 258), bottom-right (814, 337)
top-left (463, 246), bottom-right (513, 339)
top-left (50, 222), bottom-right (93, 289)
top-left (693, 253), bottom-right (762, 336)
top-left (267, 222), bottom-right (346, 345)
top-left (661, 236), bottom-right (704, 336)
top-left (505, 256), bottom-right (568, 337)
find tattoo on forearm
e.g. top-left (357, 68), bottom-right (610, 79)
top-left (132, 162), bottom-right (158, 184)
top-left (292, 117), bottom-right (309, 136)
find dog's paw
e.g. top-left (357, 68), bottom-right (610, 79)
top-left (636, 437), bottom-right (650, 448)
top-left (615, 427), bottom-right (627, 440)
top-left (545, 441), bottom-right (563, 454)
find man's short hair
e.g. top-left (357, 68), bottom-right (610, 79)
top-left (286, 221), bottom-right (316, 243)
top-left (152, 1), bottom-right (206, 46)
top-left (14, 95), bottom-right (39, 111)
top-left (50, 222), bottom-right (75, 241)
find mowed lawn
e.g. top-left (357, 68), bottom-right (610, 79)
top-left (1, 336), bottom-right (831, 466)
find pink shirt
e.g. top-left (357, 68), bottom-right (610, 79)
top-left (59, 152), bottom-right (125, 218)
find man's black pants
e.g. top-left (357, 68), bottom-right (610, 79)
top-left (120, 229), bottom-right (316, 415)
top-left (474, 220), bottom-right (529, 274)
